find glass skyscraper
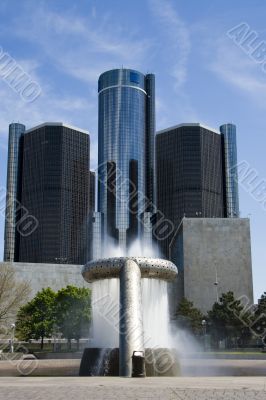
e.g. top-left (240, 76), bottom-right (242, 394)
top-left (156, 122), bottom-right (240, 258)
top-left (4, 123), bottom-right (25, 262)
top-left (98, 69), bottom-right (155, 251)
top-left (156, 123), bottom-right (225, 257)
top-left (17, 123), bottom-right (91, 264)
top-left (220, 123), bottom-right (240, 218)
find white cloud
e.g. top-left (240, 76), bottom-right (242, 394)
top-left (149, 0), bottom-right (191, 89)
top-left (0, 3), bottom-right (156, 171)
top-left (209, 36), bottom-right (266, 107)
top-left (155, 94), bottom-right (199, 130)
top-left (91, 6), bottom-right (97, 19)
top-left (0, 57), bottom-right (98, 167)
top-left (0, 0), bottom-right (196, 161)
top-left (8, 4), bottom-right (152, 84)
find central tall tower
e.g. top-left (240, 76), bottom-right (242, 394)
top-left (98, 69), bottom-right (155, 251)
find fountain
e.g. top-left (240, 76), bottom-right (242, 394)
top-left (79, 256), bottom-right (178, 377)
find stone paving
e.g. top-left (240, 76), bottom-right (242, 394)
top-left (0, 377), bottom-right (265, 400)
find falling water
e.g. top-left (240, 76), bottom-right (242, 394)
top-left (91, 278), bottom-right (120, 348)
top-left (90, 238), bottom-right (200, 363)
top-left (91, 277), bottom-right (171, 350)
top-left (142, 278), bottom-right (172, 348)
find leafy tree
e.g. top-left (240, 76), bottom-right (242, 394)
top-left (55, 285), bottom-right (91, 350)
top-left (207, 291), bottom-right (252, 348)
top-left (0, 264), bottom-right (30, 324)
top-left (252, 292), bottom-right (266, 346)
top-left (256, 292), bottom-right (266, 315)
top-left (16, 288), bottom-right (56, 349)
top-left (174, 297), bottom-right (205, 335)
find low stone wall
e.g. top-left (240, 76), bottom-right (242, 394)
top-left (34, 352), bottom-right (83, 360)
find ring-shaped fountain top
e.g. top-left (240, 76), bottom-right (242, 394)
top-left (82, 257), bottom-right (178, 283)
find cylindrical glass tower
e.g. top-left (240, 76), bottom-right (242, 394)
top-left (220, 123), bottom-right (240, 218)
top-left (4, 123), bottom-right (25, 262)
top-left (98, 69), bottom-right (155, 251)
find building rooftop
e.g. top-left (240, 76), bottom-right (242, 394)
top-left (25, 122), bottom-right (89, 135)
top-left (157, 123), bottom-right (220, 135)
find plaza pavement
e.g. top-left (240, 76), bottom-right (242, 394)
top-left (0, 376), bottom-right (265, 400)
top-left (0, 358), bottom-right (266, 377)
top-left (0, 358), bottom-right (265, 399)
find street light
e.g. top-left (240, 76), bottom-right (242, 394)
top-left (10, 323), bottom-right (16, 353)
top-left (202, 320), bottom-right (207, 351)
top-left (214, 262), bottom-right (219, 303)
top-left (202, 319), bottom-right (207, 335)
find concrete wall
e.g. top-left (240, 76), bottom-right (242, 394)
top-left (170, 218), bottom-right (254, 314)
top-left (0, 262), bottom-right (90, 298)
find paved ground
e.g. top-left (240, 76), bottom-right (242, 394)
top-left (0, 377), bottom-right (265, 400)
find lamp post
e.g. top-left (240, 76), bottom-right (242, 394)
top-left (202, 319), bottom-right (207, 351)
top-left (10, 323), bottom-right (16, 353)
top-left (214, 262), bottom-right (219, 303)
top-left (202, 319), bottom-right (206, 334)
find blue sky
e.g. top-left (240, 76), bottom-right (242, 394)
top-left (0, 0), bottom-right (265, 301)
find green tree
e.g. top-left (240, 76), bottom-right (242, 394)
top-left (55, 285), bottom-right (91, 350)
top-left (174, 297), bottom-right (205, 335)
top-left (252, 292), bottom-right (266, 346)
top-left (208, 291), bottom-right (251, 348)
top-left (16, 288), bottom-right (56, 349)
top-left (256, 292), bottom-right (266, 315)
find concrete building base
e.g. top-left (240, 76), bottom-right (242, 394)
top-left (169, 218), bottom-right (254, 314)
top-left (0, 262), bottom-right (90, 298)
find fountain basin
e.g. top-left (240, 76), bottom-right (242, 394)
top-left (79, 348), bottom-right (181, 377)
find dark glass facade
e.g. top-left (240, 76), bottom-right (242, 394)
top-left (156, 124), bottom-right (225, 257)
top-left (87, 171), bottom-right (96, 261)
top-left (220, 123), bottom-right (240, 218)
top-left (145, 74), bottom-right (156, 210)
top-left (98, 69), bottom-right (155, 250)
top-left (89, 171), bottom-right (96, 213)
top-left (18, 123), bottom-right (90, 264)
top-left (4, 123), bottom-right (25, 262)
